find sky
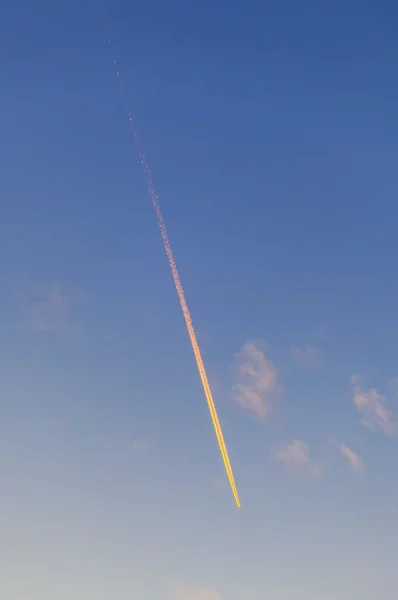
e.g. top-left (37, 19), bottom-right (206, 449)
top-left (1, 0), bottom-right (398, 598)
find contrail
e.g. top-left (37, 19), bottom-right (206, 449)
top-left (106, 32), bottom-right (241, 508)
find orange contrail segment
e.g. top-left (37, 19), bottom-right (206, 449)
top-left (107, 34), bottom-right (241, 508)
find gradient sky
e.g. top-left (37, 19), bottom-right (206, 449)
top-left (2, 1), bottom-right (398, 598)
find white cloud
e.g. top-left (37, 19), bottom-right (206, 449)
top-left (233, 341), bottom-right (281, 419)
top-left (289, 344), bottom-right (323, 368)
top-left (351, 375), bottom-right (398, 436)
top-left (16, 283), bottom-right (81, 336)
top-left (172, 584), bottom-right (221, 600)
top-left (275, 440), bottom-right (323, 478)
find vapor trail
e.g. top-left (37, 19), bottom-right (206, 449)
top-left (106, 33), bottom-right (241, 508)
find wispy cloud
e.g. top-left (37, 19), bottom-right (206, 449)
top-left (196, 330), bottom-right (214, 347)
top-left (331, 440), bottom-right (364, 473)
top-left (213, 476), bottom-right (228, 491)
top-left (275, 440), bottom-right (323, 478)
top-left (289, 344), bottom-right (323, 368)
top-left (233, 341), bottom-right (281, 419)
top-left (351, 375), bottom-right (398, 436)
top-left (213, 476), bottom-right (224, 489)
top-left (388, 377), bottom-right (398, 391)
top-left (339, 443), bottom-right (364, 472)
top-left (313, 326), bottom-right (327, 342)
top-left (172, 583), bottom-right (221, 600)
top-left (16, 283), bottom-right (82, 337)
top-left (132, 438), bottom-right (151, 452)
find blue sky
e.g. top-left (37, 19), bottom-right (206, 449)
top-left (2, 0), bottom-right (398, 598)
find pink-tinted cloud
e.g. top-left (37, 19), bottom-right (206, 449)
top-left (233, 341), bottom-right (281, 419)
top-left (275, 440), bottom-right (323, 478)
top-left (331, 440), bottom-right (364, 472)
top-left (339, 444), bottom-right (364, 472)
top-left (351, 375), bottom-right (398, 436)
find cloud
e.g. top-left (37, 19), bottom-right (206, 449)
top-left (196, 330), bottom-right (214, 347)
top-left (331, 440), bottom-right (364, 472)
top-left (233, 341), bottom-right (281, 419)
top-left (172, 584), bottom-right (221, 600)
top-left (338, 443), bottom-right (364, 472)
top-left (213, 476), bottom-right (226, 490)
top-left (132, 438), bottom-right (151, 452)
top-left (289, 344), bottom-right (323, 368)
top-left (388, 377), bottom-right (398, 391)
top-left (16, 283), bottom-right (81, 336)
top-left (313, 326), bottom-right (327, 342)
top-left (275, 440), bottom-right (323, 478)
top-left (351, 375), bottom-right (398, 436)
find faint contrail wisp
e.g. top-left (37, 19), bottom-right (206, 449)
top-left (106, 33), bottom-right (241, 508)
